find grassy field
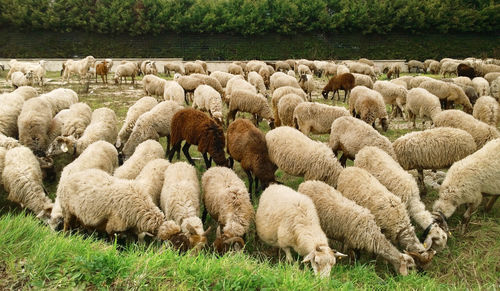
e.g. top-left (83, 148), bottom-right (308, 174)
top-left (0, 69), bottom-right (499, 289)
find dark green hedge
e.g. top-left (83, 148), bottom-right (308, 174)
top-left (0, 0), bottom-right (499, 36)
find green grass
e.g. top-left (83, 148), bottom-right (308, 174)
top-left (1, 69), bottom-right (499, 289)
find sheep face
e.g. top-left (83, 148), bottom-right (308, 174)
top-left (158, 221), bottom-right (190, 251)
top-left (380, 117), bottom-right (389, 132)
top-left (46, 136), bottom-right (75, 157)
top-left (321, 90), bottom-right (329, 99)
top-left (423, 224), bottom-right (448, 252)
top-left (302, 245), bottom-right (345, 278)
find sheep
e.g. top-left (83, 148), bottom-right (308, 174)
top-left (141, 61), bottom-right (158, 75)
top-left (433, 138), bottom-right (500, 229)
top-left (116, 97), bottom-right (158, 149)
top-left (405, 88), bottom-right (442, 128)
top-left (349, 87), bottom-right (389, 131)
top-left (321, 73), bottom-right (355, 102)
top-left (224, 76), bottom-right (252, 103)
top-left (419, 79), bottom-right (473, 113)
top-left (472, 77), bottom-right (490, 97)
top-left (298, 181), bottom-right (416, 275)
top-left (275, 61), bottom-right (291, 72)
top-left (347, 62), bottom-right (376, 80)
top-left (433, 109), bottom-right (500, 149)
top-left (113, 61), bottom-right (139, 85)
top-left (209, 71), bottom-right (235, 87)
top-left (6, 59), bottom-right (35, 80)
top-left (58, 168), bottom-right (188, 247)
top-left (46, 107), bottom-right (117, 157)
top-left (277, 94), bottom-right (304, 127)
top-left (408, 76), bottom-right (434, 89)
top-left (122, 101), bottom-right (182, 160)
top-left (322, 62), bottom-right (338, 77)
top-left (227, 89), bottom-right (274, 128)
top-left (0, 134), bottom-right (21, 150)
top-left (440, 61), bottom-right (459, 77)
top-left (62, 56), bottom-right (96, 83)
top-left (10, 71), bottom-right (34, 88)
top-left (390, 79), bottom-right (408, 89)
top-left (193, 84), bottom-right (224, 125)
top-left (477, 64), bottom-right (500, 76)
top-left (336, 64), bottom-right (350, 76)
top-left (134, 158), bottom-right (171, 206)
top-left (352, 73), bottom-right (374, 89)
top-left (373, 81), bottom-right (407, 118)
top-left (114, 140), bottom-right (164, 179)
top-left (329, 116), bottom-right (396, 167)
top-left (258, 67), bottom-right (271, 89)
top-left (228, 63), bottom-right (244, 75)
top-left (472, 96), bottom-right (499, 126)
top-left (175, 75), bottom-right (204, 104)
top-left (39, 88), bottom-right (78, 116)
top-left (424, 59), bottom-right (437, 72)
top-left (354, 147), bottom-right (449, 251)
top-left (270, 73), bottom-right (301, 92)
top-left (358, 58), bottom-right (374, 67)
top-left (256, 184), bottom-right (346, 277)
top-left (298, 74), bottom-right (314, 101)
top-left (201, 167), bottom-right (254, 253)
top-left (142, 74), bottom-right (168, 97)
top-left (161, 81), bottom-right (184, 106)
top-left (266, 126), bottom-right (343, 187)
top-left (271, 87), bottom-right (307, 126)
top-left (95, 61), bottom-right (109, 84)
top-left (164, 62), bottom-right (185, 76)
top-left (492, 77), bottom-right (500, 101)
top-left (484, 72), bottom-right (500, 84)
top-left (195, 60), bottom-right (208, 74)
top-left (0, 88), bottom-right (38, 138)
top-left (246, 60), bottom-right (267, 73)
top-left (190, 74), bottom-right (225, 98)
top-left (393, 127), bottom-right (477, 195)
top-left (336, 167), bottom-right (434, 265)
top-left (407, 60), bottom-right (425, 73)
top-left (386, 63), bottom-right (401, 79)
top-left (2, 146), bottom-right (53, 221)
top-left (427, 61), bottom-right (440, 74)
top-left (297, 64), bottom-right (312, 76)
top-left (58, 102), bottom-right (92, 139)
top-left (287, 70), bottom-right (295, 77)
top-left (161, 161), bottom-right (209, 252)
top-left (457, 63), bottom-right (475, 79)
top-left (248, 71), bottom-right (267, 96)
top-left (168, 108), bottom-right (228, 168)
top-left (293, 102), bottom-right (349, 136)
top-left (184, 62), bottom-right (205, 75)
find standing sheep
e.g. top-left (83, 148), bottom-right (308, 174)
top-left (184, 62), bottom-right (205, 75)
top-left (164, 62), bottom-right (185, 76)
top-left (271, 86), bottom-right (307, 126)
top-left (248, 71), bottom-right (267, 96)
top-left (321, 73), bottom-right (355, 102)
top-left (62, 56), bottom-right (96, 83)
top-left (298, 74), bottom-right (315, 101)
top-left (293, 102), bottom-right (349, 136)
top-left (193, 85), bottom-right (224, 125)
top-left (407, 60), bottom-right (425, 73)
top-left (210, 71), bottom-right (235, 88)
top-left (473, 96), bottom-right (499, 126)
top-left (113, 61), bottom-right (139, 85)
top-left (18, 97), bottom-right (57, 156)
top-left (419, 80), bottom-right (473, 113)
top-left (116, 97), bottom-right (158, 149)
top-left (373, 81), bottom-right (407, 118)
top-left (142, 74), bottom-right (168, 97)
top-left (39, 88), bottom-right (78, 116)
top-left (472, 77), bottom-right (490, 97)
top-left (0, 88), bottom-right (38, 138)
top-left (227, 89), bottom-right (274, 128)
top-left (163, 81), bottom-right (186, 106)
top-left (405, 88), bottom-right (442, 128)
top-left (114, 140), bottom-right (164, 179)
top-left (350, 87), bottom-right (389, 131)
top-left (277, 94), bottom-right (304, 127)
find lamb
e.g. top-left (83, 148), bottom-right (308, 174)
top-left (373, 81), bottom-right (407, 118)
top-left (10, 71), bottom-right (34, 88)
top-left (298, 74), bottom-right (314, 101)
top-left (350, 87), bottom-right (389, 131)
top-left (58, 168), bottom-right (188, 248)
top-left (201, 167), bottom-right (254, 253)
top-left (59, 102), bottom-right (92, 139)
top-left (113, 61), bottom-right (139, 85)
top-left (277, 94), bottom-right (304, 127)
top-left (248, 71), bottom-right (267, 96)
top-left (142, 74), bottom-right (168, 97)
top-left (46, 107), bottom-right (118, 157)
top-left (2, 146), bottom-right (53, 221)
top-left (393, 127), bottom-right (477, 195)
top-left (433, 109), bottom-right (500, 149)
top-left (227, 89), bottom-right (274, 128)
top-left (193, 85), bottom-right (224, 125)
top-left (168, 108), bottom-right (228, 168)
top-left (336, 167), bottom-right (434, 265)
top-left (472, 77), bottom-right (490, 97)
top-left (297, 181), bottom-right (416, 275)
top-left (433, 138), bottom-right (500, 228)
top-left (210, 71), bottom-right (235, 87)
top-left (473, 96), bottom-right (499, 126)
top-left (266, 126), bottom-right (343, 187)
top-left (62, 56), bottom-right (96, 83)
top-left (163, 81), bottom-right (185, 105)
top-left (256, 184), bottom-right (346, 277)
top-left (39, 88), bottom-right (78, 116)
top-left (114, 140), bottom-right (164, 179)
top-left (419, 79), bottom-right (473, 113)
top-left (228, 63), bottom-right (244, 75)
top-left (164, 62), bottom-right (185, 76)
top-left (161, 162), bottom-right (209, 252)
top-left (122, 101), bottom-right (182, 160)
top-left (184, 62), bottom-right (205, 75)
top-left (293, 102), bottom-right (349, 136)
top-left (226, 119), bottom-right (277, 195)
top-left (484, 72), bottom-right (500, 84)
top-left (116, 97), bottom-right (158, 149)
top-left (407, 60), bottom-right (425, 73)
top-left (354, 147), bottom-right (449, 251)
top-left (405, 88), bottom-right (442, 128)
top-left (321, 73), bottom-right (355, 102)
top-left (95, 60), bottom-right (109, 84)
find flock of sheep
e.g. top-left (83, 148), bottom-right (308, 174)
top-left (0, 56), bottom-right (499, 279)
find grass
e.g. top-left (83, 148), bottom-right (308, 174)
top-left (1, 69), bottom-right (499, 289)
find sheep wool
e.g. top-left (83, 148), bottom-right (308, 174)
top-left (405, 88), bottom-right (442, 128)
top-left (293, 102), bottom-right (349, 135)
top-left (472, 96), bottom-right (499, 126)
top-left (39, 88), bottom-right (78, 116)
top-left (277, 94), bottom-right (304, 127)
top-left (115, 140), bottom-right (164, 179)
top-left (116, 97), bottom-right (158, 148)
top-left (135, 158), bottom-right (170, 206)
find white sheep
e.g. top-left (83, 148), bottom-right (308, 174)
top-left (491, 77), bottom-right (500, 101)
top-left (0, 88), bottom-right (37, 138)
top-left (256, 184), bottom-right (346, 277)
top-left (347, 62), bottom-right (375, 80)
top-left (227, 89), bottom-right (274, 127)
top-left (298, 64), bottom-right (312, 76)
top-left (10, 71), bottom-right (34, 88)
top-left (352, 73), bottom-right (374, 89)
top-left (293, 102), bottom-right (349, 136)
top-left (266, 126), bottom-right (343, 187)
top-left (228, 63), bottom-right (244, 75)
top-left (419, 79), bottom-right (473, 113)
top-left (113, 61), bottom-right (139, 85)
top-left (59, 102), bottom-right (92, 139)
top-left (373, 80), bottom-right (407, 118)
top-left (116, 97), bottom-right (158, 149)
top-left (277, 94), bottom-right (304, 127)
top-left (270, 73), bottom-right (301, 92)
top-left (271, 86), bottom-right (307, 126)
top-left (184, 62), bottom-right (205, 75)
top-left (62, 56), bottom-right (96, 83)
top-left (440, 61), bottom-right (459, 77)
top-left (349, 86), bottom-right (389, 131)
top-left (142, 74), bottom-right (168, 97)
top-left (473, 96), bottom-right (499, 126)
top-left (405, 88), bottom-right (442, 128)
top-left (298, 74), bottom-right (315, 101)
top-left (39, 88), bottom-right (79, 116)
top-left (209, 71), bottom-right (234, 87)
top-left (248, 71), bottom-right (267, 96)
top-left (484, 72), bottom-right (500, 84)
top-left (193, 84), bottom-right (224, 125)
top-left (134, 158), bottom-right (170, 206)
top-left (0, 133), bottom-right (21, 149)
top-left (164, 62), bottom-right (185, 76)
top-left (114, 140), bottom-right (164, 179)
top-left (163, 81), bottom-right (185, 105)
top-left (224, 76), bottom-right (252, 104)
top-left (472, 77), bottom-right (490, 97)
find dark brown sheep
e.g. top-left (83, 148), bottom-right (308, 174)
top-left (168, 108), bottom-right (228, 168)
top-left (457, 63), bottom-right (475, 79)
top-left (226, 119), bottom-right (277, 196)
top-left (95, 61), bottom-right (109, 84)
top-left (322, 73), bottom-right (355, 102)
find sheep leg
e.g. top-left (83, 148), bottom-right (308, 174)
top-left (461, 202), bottom-right (479, 233)
top-left (283, 247), bottom-right (293, 263)
top-left (202, 152), bottom-right (211, 169)
top-left (202, 208), bottom-right (208, 223)
top-left (228, 156), bottom-right (234, 169)
top-left (165, 135), bottom-right (171, 157)
top-left (485, 195), bottom-right (499, 212)
top-left (339, 153), bottom-right (348, 167)
top-left (255, 177), bottom-right (259, 194)
top-left (417, 169), bottom-right (427, 196)
top-left (168, 141), bottom-right (182, 162)
top-left (182, 143), bottom-right (195, 165)
top-left (245, 169), bottom-right (254, 196)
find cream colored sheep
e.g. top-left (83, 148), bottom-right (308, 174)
top-left (336, 65), bottom-right (350, 75)
top-left (184, 62), bottom-right (205, 75)
top-left (209, 71), bottom-right (235, 87)
top-left (407, 60), bottom-right (425, 73)
top-left (228, 63), bottom-right (244, 75)
top-left (270, 73), bottom-right (301, 92)
top-left (0, 134), bottom-right (21, 149)
top-left (298, 74), bottom-right (314, 101)
top-left (116, 97), bottom-right (158, 149)
top-left (293, 102), bottom-right (349, 136)
top-left (0, 88), bottom-right (37, 138)
top-left (227, 89), bottom-right (274, 127)
top-left (452, 76), bottom-right (473, 88)
top-left (352, 73), bottom-right (374, 89)
top-left (419, 79), bottom-right (473, 113)
top-left (164, 62), bottom-right (185, 76)
top-left (405, 88), bottom-right (442, 128)
top-left (347, 62), bottom-right (375, 80)
top-left (176, 75), bottom-right (205, 103)
top-left (472, 77), bottom-right (490, 97)
top-left (298, 64), bottom-right (312, 76)
top-left (193, 84), bottom-right (223, 125)
top-left (373, 80), bottom-right (407, 118)
top-left (491, 77), bottom-right (500, 101)
top-left (62, 56), bottom-right (96, 83)
top-left (10, 71), bottom-right (34, 88)
top-left (224, 76), bottom-right (252, 104)
top-left (248, 71), bottom-right (267, 96)
top-left (266, 126), bottom-right (342, 187)
top-left (440, 61), bottom-right (459, 77)
top-left (256, 184), bottom-right (346, 278)
top-left (271, 86), bottom-right (307, 127)
top-left (162, 81), bottom-right (185, 106)
top-left (298, 181), bottom-right (416, 275)
top-left (484, 72), bottom-right (500, 84)
top-left (39, 88), bottom-right (78, 116)
top-left (190, 74), bottom-right (225, 98)
top-left (114, 140), bottom-right (164, 179)
top-left (408, 76), bottom-right (433, 89)
top-left (134, 158), bottom-right (170, 206)
top-left (473, 96), bottom-right (499, 126)
top-left (350, 87), bottom-right (389, 131)
top-left (113, 61), bottom-right (139, 85)
top-left (142, 74), bottom-right (167, 97)
top-left (59, 102), bottom-right (92, 139)
top-left (277, 94), bottom-right (304, 127)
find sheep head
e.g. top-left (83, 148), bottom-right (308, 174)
top-left (35, 202), bottom-right (54, 224)
top-left (393, 253), bottom-right (416, 276)
top-left (46, 136), bottom-right (76, 157)
top-left (213, 226), bottom-right (245, 254)
top-left (380, 117), bottom-right (389, 132)
top-left (321, 89), bottom-right (329, 99)
top-left (158, 220), bottom-right (190, 251)
top-left (185, 224), bottom-right (211, 253)
top-left (302, 245), bottom-right (346, 278)
top-left (405, 250), bottom-right (435, 268)
top-left (421, 212), bottom-right (450, 251)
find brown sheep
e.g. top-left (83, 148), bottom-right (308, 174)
top-left (457, 63), bottom-right (476, 79)
top-left (386, 64), bottom-right (401, 79)
top-left (226, 119), bottom-right (277, 196)
top-left (168, 108), bottom-right (228, 169)
top-left (95, 61), bottom-right (109, 84)
top-left (321, 73), bottom-right (355, 102)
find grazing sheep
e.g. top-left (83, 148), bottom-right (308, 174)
top-left (393, 127), bottom-right (477, 195)
top-left (161, 162), bottom-right (208, 252)
top-left (134, 158), bottom-right (171, 206)
top-left (407, 60), bottom-right (425, 73)
top-left (114, 140), bottom-right (164, 179)
top-left (298, 64), bottom-right (312, 76)
top-left (266, 126), bottom-right (343, 187)
top-left (440, 61), bottom-right (459, 77)
top-left (227, 89), bottom-right (274, 128)
top-left (419, 80), bottom-right (473, 113)
top-left (142, 74), bottom-right (168, 97)
top-left (427, 61), bottom-right (440, 74)
top-left (224, 76), bottom-right (253, 104)
top-left (39, 88), bottom-right (78, 116)
top-left (95, 61), bottom-right (109, 84)
top-left (190, 74), bottom-right (225, 98)
top-left (248, 71), bottom-right (267, 96)
top-left (451, 76), bottom-right (473, 88)
top-left (256, 184), bottom-right (346, 278)
top-left (168, 108), bottom-right (228, 168)
top-left (258, 67), bottom-right (271, 89)
top-left (228, 63), bottom-right (244, 75)
top-left (277, 94), bottom-right (304, 127)
top-left (347, 62), bottom-right (376, 80)
top-left (202, 167), bottom-right (254, 253)
top-left (329, 115), bottom-right (397, 167)
top-left (210, 71), bottom-right (235, 87)
top-left (354, 147), bottom-right (449, 251)
top-left (175, 75), bottom-right (204, 104)
top-left (322, 73), bottom-right (356, 102)
top-left (6, 59), bottom-right (35, 80)
top-left (62, 56), bottom-right (96, 83)
top-left (0, 133), bottom-right (21, 149)
top-left (409, 76), bottom-right (434, 89)
top-left (322, 62), bottom-right (338, 77)
top-left (10, 71), bottom-right (34, 88)
top-left (478, 64), bottom-right (500, 76)
top-left (275, 61), bottom-right (291, 72)
top-left (298, 74), bottom-right (314, 101)
top-left (271, 86), bottom-right (307, 126)
top-left (433, 109), bottom-right (500, 149)
top-left (0, 88), bottom-right (37, 138)
top-left (337, 167), bottom-right (434, 265)
top-left (358, 58), bottom-right (374, 66)
top-left (227, 119), bottom-right (277, 195)
top-left (46, 107), bottom-right (117, 157)
top-left (424, 59), bottom-right (437, 72)
top-left (193, 85), bottom-right (224, 125)
top-left (122, 101), bottom-right (182, 160)
top-left (116, 97), bottom-right (158, 149)
top-left (113, 61), bottom-right (139, 85)
top-left (293, 102), bottom-right (349, 136)
top-left (195, 60), bottom-right (208, 74)
top-left (457, 63), bottom-right (476, 79)
top-left (492, 77), bottom-right (500, 101)
top-left (336, 64), bottom-right (350, 76)
top-left (484, 72), bottom-right (500, 84)
top-left (184, 62), bottom-right (205, 75)
top-left (473, 96), bottom-right (499, 126)
top-left (386, 63), bottom-right (401, 79)
top-left (287, 70), bottom-right (295, 77)
top-left (18, 97), bottom-right (57, 156)
top-left (472, 77), bottom-right (490, 97)
top-left (164, 62), bottom-right (185, 76)
top-left (349, 87), bottom-right (389, 131)
top-left (270, 73), bottom-right (301, 92)
top-left (161, 81), bottom-right (184, 106)
top-left (433, 138), bottom-right (500, 228)
top-left (59, 102), bottom-right (92, 139)
top-left (373, 81), bottom-right (407, 118)
top-left (405, 88), bottom-right (442, 128)
top-left (298, 181), bottom-right (416, 276)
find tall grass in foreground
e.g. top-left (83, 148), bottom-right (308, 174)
top-left (0, 212), bottom-right (448, 290)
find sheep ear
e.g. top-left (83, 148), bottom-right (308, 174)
top-left (333, 251), bottom-right (348, 258)
top-left (186, 223), bottom-right (197, 235)
top-left (60, 143), bottom-right (68, 153)
top-left (302, 252), bottom-right (315, 263)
